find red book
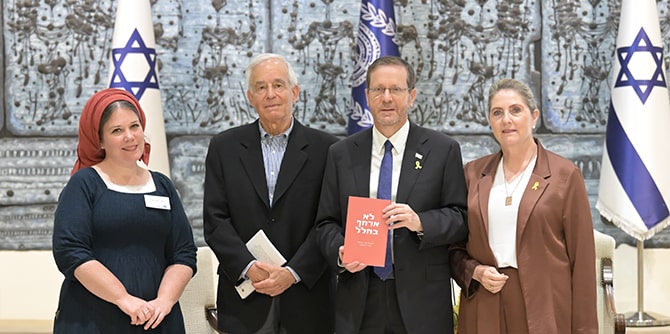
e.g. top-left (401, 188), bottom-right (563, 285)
top-left (342, 196), bottom-right (391, 266)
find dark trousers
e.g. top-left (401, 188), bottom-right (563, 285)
top-left (359, 272), bottom-right (407, 334)
top-left (254, 298), bottom-right (288, 334)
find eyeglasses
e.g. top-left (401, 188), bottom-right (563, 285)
top-left (368, 87), bottom-right (411, 98)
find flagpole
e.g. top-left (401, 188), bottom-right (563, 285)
top-left (625, 240), bottom-right (670, 327)
top-left (596, 0), bottom-right (670, 326)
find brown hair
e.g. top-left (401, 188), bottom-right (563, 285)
top-left (366, 56), bottom-right (416, 89)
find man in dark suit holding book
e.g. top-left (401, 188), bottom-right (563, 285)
top-left (314, 56), bottom-right (468, 334)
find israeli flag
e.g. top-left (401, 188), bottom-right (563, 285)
top-left (109, 0), bottom-right (171, 177)
top-left (347, 0), bottom-right (400, 135)
top-left (597, 0), bottom-right (670, 240)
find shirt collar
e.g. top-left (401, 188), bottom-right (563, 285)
top-left (259, 117), bottom-right (294, 140)
top-left (372, 121), bottom-right (409, 154)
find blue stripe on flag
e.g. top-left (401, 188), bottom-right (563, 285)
top-left (606, 101), bottom-right (669, 227)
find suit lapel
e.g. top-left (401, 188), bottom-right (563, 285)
top-left (273, 122), bottom-right (308, 204)
top-left (351, 130), bottom-right (373, 197)
top-left (477, 154), bottom-right (500, 241)
top-left (396, 124), bottom-right (426, 204)
top-left (239, 121), bottom-right (271, 208)
top-left (516, 141), bottom-right (550, 242)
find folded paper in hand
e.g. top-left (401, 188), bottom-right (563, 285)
top-left (235, 229), bottom-right (287, 299)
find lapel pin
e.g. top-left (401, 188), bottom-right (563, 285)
top-left (414, 153), bottom-right (423, 169)
top-left (531, 181), bottom-right (539, 190)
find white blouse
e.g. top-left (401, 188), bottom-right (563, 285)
top-left (487, 156), bottom-right (537, 268)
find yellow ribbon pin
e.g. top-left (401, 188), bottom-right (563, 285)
top-left (415, 161), bottom-right (422, 170)
top-left (531, 181), bottom-right (539, 190)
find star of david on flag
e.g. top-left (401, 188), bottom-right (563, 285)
top-left (597, 0), bottom-right (670, 240)
top-left (614, 29), bottom-right (666, 104)
top-left (347, 0), bottom-right (400, 135)
top-left (109, 0), bottom-right (171, 177)
top-left (110, 29), bottom-right (159, 101)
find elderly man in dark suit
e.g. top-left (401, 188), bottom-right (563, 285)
top-left (314, 56), bottom-right (468, 334)
top-left (204, 53), bottom-right (338, 334)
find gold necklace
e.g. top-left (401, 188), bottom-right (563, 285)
top-left (503, 169), bottom-right (526, 206)
top-left (501, 143), bottom-right (538, 205)
top-left (502, 156), bottom-right (532, 206)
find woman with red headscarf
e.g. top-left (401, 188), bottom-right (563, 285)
top-left (52, 88), bottom-right (197, 333)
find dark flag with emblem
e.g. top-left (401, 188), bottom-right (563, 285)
top-left (347, 0), bottom-right (400, 135)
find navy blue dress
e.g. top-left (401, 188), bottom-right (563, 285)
top-left (52, 168), bottom-right (197, 334)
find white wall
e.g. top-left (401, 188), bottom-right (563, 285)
top-left (0, 251), bottom-right (62, 320)
top-left (0, 245), bottom-right (669, 323)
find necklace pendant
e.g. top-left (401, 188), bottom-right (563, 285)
top-left (505, 196), bottom-right (512, 206)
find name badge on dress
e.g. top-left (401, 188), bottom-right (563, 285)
top-left (144, 195), bottom-right (171, 210)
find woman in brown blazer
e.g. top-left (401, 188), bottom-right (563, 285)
top-left (449, 78), bottom-right (598, 333)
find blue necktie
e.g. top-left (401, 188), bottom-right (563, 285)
top-left (374, 140), bottom-right (393, 280)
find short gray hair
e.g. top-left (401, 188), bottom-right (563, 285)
top-left (245, 53), bottom-right (298, 90)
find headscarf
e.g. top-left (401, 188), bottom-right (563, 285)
top-left (71, 88), bottom-right (151, 174)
